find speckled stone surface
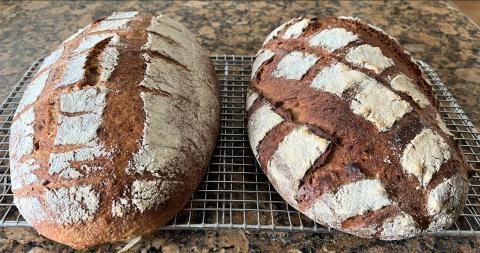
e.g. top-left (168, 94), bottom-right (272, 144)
top-left (0, 0), bottom-right (479, 252)
top-left (1, 228), bottom-right (480, 253)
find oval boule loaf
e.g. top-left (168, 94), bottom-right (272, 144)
top-left (248, 16), bottom-right (469, 240)
top-left (10, 12), bottom-right (219, 248)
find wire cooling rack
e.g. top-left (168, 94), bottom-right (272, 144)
top-left (1, 55), bottom-right (480, 237)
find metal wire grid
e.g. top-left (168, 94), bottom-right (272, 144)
top-left (0, 56), bottom-right (479, 237)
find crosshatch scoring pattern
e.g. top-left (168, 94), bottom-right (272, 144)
top-left (0, 55), bottom-right (480, 237)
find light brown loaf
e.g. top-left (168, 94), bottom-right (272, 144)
top-left (10, 12), bottom-right (219, 248)
top-left (248, 17), bottom-right (470, 240)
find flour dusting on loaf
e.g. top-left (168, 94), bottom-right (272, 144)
top-left (273, 51), bottom-right (318, 80)
top-left (251, 49), bottom-right (275, 79)
top-left (10, 108), bottom-right (35, 159)
top-left (267, 126), bottom-right (330, 204)
top-left (126, 92), bottom-right (195, 177)
top-left (10, 12), bottom-right (219, 249)
top-left (310, 62), bottom-right (365, 96)
top-left (11, 159), bottom-right (40, 190)
top-left (48, 145), bottom-right (109, 179)
top-left (401, 128), bottom-right (451, 187)
top-left (380, 212), bottom-right (419, 240)
top-left (390, 74), bottom-right (430, 108)
top-left (248, 103), bottom-right (284, 157)
top-left (282, 18), bottom-right (310, 39)
top-left (110, 180), bottom-right (178, 217)
top-left (427, 173), bottom-right (468, 231)
top-left (38, 46), bottom-right (64, 73)
top-left (305, 179), bottom-right (392, 226)
top-left (309, 27), bottom-right (358, 52)
top-left (249, 16), bottom-right (469, 240)
top-left (263, 20), bottom-right (292, 45)
top-left (99, 46), bottom-right (120, 82)
top-left (16, 70), bottom-right (49, 114)
top-left (108, 11), bottom-right (139, 20)
top-left (346, 44), bottom-right (395, 74)
top-left (55, 88), bottom-right (107, 145)
top-left (73, 33), bottom-right (114, 54)
top-left (91, 19), bottom-right (132, 33)
top-left (45, 186), bottom-right (100, 224)
top-left (132, 180), bottom-right (177, 213)
top-left (351, 78), bottom-right (412, 131)
top-left (246, 89), bottom-right (259, 111)
top-left (13, 196), bottom-right (48, 224)
top-left (57, 53), bottom-right (88, 87)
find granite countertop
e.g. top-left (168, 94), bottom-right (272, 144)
top-left (0, 1), bottom-right (479, 252)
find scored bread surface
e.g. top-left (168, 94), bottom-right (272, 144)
top-left (10, 12), bottom-right (219, 248)
top-left (248, 17), bottom-right (469, 240)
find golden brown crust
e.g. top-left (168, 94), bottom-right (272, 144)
top-left (10, 12), bottom-right (219, 249)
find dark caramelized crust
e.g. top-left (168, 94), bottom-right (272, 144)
top-left (248, 17), bottom-right (469, 240)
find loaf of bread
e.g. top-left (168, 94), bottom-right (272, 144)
top-left (248, 16), bottom-right (470, 240)
top-left (10, 12), bottom-right (219, 248)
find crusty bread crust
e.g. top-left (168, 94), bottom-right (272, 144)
top-left (10, 12), bottom-right (219, 249)
top-left (248, 17), bottom-right (469, 240)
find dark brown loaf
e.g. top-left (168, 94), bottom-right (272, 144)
top-left (248, 16), bottom-right (469, 240)
top-left (9, 12), bottom-right (219, 248)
